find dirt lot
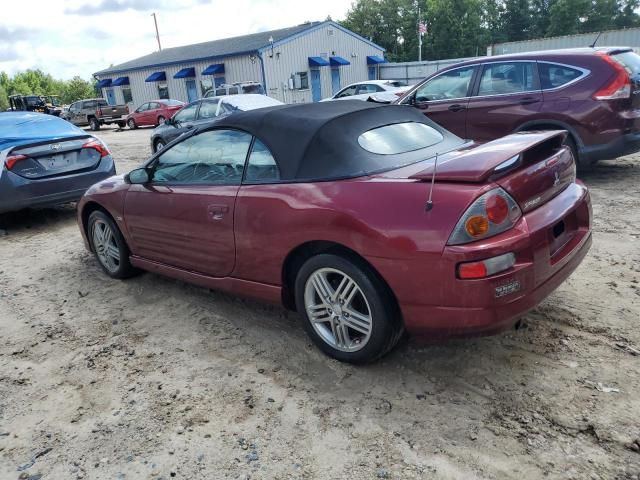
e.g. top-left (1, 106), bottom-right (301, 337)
top-left (1, 125), bottom-right (639, 480)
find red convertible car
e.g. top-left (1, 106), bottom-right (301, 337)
top-left (77, 101), bottom-right (592, 363)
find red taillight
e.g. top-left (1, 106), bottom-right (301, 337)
top-left (125, 105), bottom-right (129, 114)
top-left (457, 253), bottom-right (516, 279)
top-left (485, 194), bottom-right (509, 224)
top-left (82, 139), bottom-right (109, 157)
top-left (6, 154), bottom-right (28, 170)
top-left (593, 52), bottom-right (631, 100)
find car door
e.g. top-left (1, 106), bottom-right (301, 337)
top-left (134, 103), bottom-right (149, 124)
top-left (406, 65), bottom-right (477, 138)
top-left (165, 101), bottom-right (200, 142)
top-left (67, 102), bottom-right (80, 124)
top-left (147, 102), bottom-right (162, 125)
top-left (333, 85), bottom-right (358, 100)
top-left (193, 99), bottom-right (220, 124)
top-left (464, 61), bottom-right (543, 142)
top-left (124, 128), bottom-right (253, 276)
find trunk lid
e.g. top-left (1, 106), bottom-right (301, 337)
top-left (7, 136), bottom-right (103, 179)
top-left (410, 130), bottom-right (576, 213)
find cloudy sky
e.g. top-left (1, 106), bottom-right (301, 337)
top-left (1, 0), bottom-right (353, 80)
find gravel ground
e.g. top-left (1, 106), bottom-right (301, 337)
top-left (1, 125), bottom-right (639, 480)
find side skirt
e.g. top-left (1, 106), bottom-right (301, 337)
top-left (129, 256), bottom-right (283, 305)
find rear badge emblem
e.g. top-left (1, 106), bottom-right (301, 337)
top-left (50, 143), bottom-right (61, 151)
top-left (553, 170), bottom-right (560, 187)
top-left (495, 280), bottom-right (521, 298)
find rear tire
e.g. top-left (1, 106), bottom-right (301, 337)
top-left (157, 115), bottom-right (165, 126)
top-left (89, 118), bottom-right (100, 131)
top-left (128, 119), bottom-right (137, 130)
top-left (117, 121), bottom-right (126, 129)
top-left (88, 210), bottom-right (139, 279)
top-left (294, 253), bottom-right (403, 363)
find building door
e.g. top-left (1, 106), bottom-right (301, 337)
top-left (331, 68), bottom-right (341, 95)
top-left (105, 88), bottom-right (116, 105)
top-left (368, 66), bottom-right (377, 81)
top-left (185, 79), bottom-right (198, 102)
top-left (310, 69), bottom-right (322, 102)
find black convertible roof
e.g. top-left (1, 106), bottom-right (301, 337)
top-left (210, 101), bottom-right (463, 181)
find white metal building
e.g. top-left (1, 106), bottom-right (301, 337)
top-left (94, 20), bottom-right (386, 107)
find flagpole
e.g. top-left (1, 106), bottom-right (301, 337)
top-left (418, 6), bottom-right (422, 62)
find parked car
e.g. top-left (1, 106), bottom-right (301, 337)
top-left (9, 94), bottom-right (62, 116)
top-left (396, 47), bottom-right (640, 169)
top-left (150, 94), bottom-right (283, 152)
top-left (77, 101), bottom-right (591, 363)
top-left (61, 98), bottom-right (129, 131)
top-left (126, 99), bottom-right (185, 129)
top-left (321, 80), bottom-right (409, 102)
top-left (0, 112), bottom-right (115, 214)
top-left (203, 81), bottom-right (265, 98)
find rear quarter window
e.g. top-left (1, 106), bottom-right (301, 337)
top-left (612, 51), bottom-right (640, 75)
top-left (539, 63), bottom-right (584, 89)
top-left (358, 122), bottom-right (444, 155)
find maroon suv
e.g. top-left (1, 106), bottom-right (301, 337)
top-left (397, 47), bottom-right (640, 169)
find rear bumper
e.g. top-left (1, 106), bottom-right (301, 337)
top-left (0, 157), bottom-right (115, 214)
top-left (387, 182), bottom-right (592, 337)
top-left (580, 130), bottom-right (640, 163)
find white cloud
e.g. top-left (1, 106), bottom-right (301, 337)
top-left (0, 0), bottom-right (353, 79)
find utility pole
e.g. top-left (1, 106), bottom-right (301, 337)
top-left (418, 5), bottom-right (422, 62)
top-left (152, 12), bottom-right (162, 51)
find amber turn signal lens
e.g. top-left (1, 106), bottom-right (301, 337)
top-left (465, 215), bottom-right (489, 237)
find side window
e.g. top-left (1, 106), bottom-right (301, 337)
top-left (415, 66), bottom-right (475, 102)
top-left (357, 84), bottom-right (378, 94)
top-left (149, 102), bottom-right (161, 110)
top-left (152, 129), bottom-right (252, 185)
top-left (173, 103), bottom-right (198, 123)
top-left (83, 100), bottom-right (96, 109)
top-left (70, 102), bottom-right (79, 112)
top-left (336, 85), bottom-right (357, 98)
top-left (197, 100), bottom-right (219, 120)
top-left (539, 63), bottom-right (584, 90)
top-left (478, 62), bottom-right (537, 96)
top-left (245, 139), bottom-right (279, 183)
top-left (136, 103), bottom-right (149, 113)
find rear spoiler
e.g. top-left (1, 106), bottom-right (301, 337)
top-left (409, 130), bottom-right (568, 183)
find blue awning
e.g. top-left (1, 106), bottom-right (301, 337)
top-left (330, 56), bottom-right (350, 66)
top-left (145, 71), bottom-right (166, 82)
top-left (111, 76), bottom-right (129, 86)
top-left (366, 55), bottom-right (387, 65)
top-left (202, 64), bottom-right (225, 75)
top-left (308, 56), bottom-right (330, 67)
top-left (174, 67), bottom-right (195, 79)
top-left (96, 79), bottom-right (112, 88)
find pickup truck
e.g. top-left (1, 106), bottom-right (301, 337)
top-left (62, 98), bottom-right (129, 130)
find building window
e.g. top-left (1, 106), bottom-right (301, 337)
top-left (157, 83), bottom-right (169, 99)
top-left (122, 87), bottom-right (133, 103)
top-left (293, 72), bottom-right (309, 90)
top-left (200, 78), bottom-right (213, 96)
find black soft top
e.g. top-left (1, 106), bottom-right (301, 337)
top-left (208, 100), bottom-right (464, 181)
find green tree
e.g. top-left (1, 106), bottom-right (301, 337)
top-left (60, 76), bottom-right (96, 104)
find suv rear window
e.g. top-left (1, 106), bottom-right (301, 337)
top-left (612, 51), bottom-right (640, 75)
top-left (358, 122), bottom-right (444, 155)
top-left (539, 63), bottom-right (584, 89)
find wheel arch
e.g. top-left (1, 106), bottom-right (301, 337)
top-left (80, 201), bottom-right (115, 251)
top-left (281, 240), bottom-right (401, 318)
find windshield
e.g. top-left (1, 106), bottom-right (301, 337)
top-left (164, 99), bottom-right (185, 106)
top-left (358, 122), bottom-right (444, 155)
top-left (223, 95), bottom-right (282, 111)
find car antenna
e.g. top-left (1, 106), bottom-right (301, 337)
top-left (426, 152), bottom-right (438, 211)
top-left (590, 31), bottom-right (602, 48)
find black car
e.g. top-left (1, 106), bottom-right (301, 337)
top-left (150, 94), bottom-right (282, 153)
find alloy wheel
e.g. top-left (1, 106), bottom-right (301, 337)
top-left (91, 219), bottom-right (120, 274)
top-left (304, 267), bottom-right (373, 352)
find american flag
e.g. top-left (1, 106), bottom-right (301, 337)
top-left (418, 22), bottom-right (427, 35)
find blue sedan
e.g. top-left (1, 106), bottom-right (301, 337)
top-left (0, 112), bottom-right (116, 214)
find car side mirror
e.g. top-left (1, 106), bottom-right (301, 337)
top-left (408, 94), bottom-right (417, 106)
top-left (126, 168), bottom-right (150, 184)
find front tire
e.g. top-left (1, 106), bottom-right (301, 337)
top-left (128, 119), bottom-right (137, 129)
top-left (157, 115), bottom-right (165, 126)
top-left (89, 117), bottom-right (100, 131)
top-left (295, 254), bottom-right (403, 363)
top-left (153, 139), bottom-right (166, 153)
top-left (88, 210), bottom-right (138, 279)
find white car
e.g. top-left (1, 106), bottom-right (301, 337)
top-left (320, 80), bottom-right (410, 102)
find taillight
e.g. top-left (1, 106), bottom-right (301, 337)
top-left (448, 188), bottom-right (521, 245)
top-left (97, 106), bottom-right (102, 116)
top-left (82, 139), bottom-right (109, 157)
top-left (6, 154), bottom-right (28, 170)
top-left (457, 253), bottom-right (516, 279)
top-left (593, 52), bottom-right (631, 100)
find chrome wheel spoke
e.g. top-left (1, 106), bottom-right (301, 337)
top-left (342, 310), bottom-right (371, 335)
top-left (105, 243), bottom-right (120, 262)
top-left (332, 277), bottom-right (356, 304)
top-left (92, 220), bottom-right (119, 273)
top-left (311, 271), bottom-right (334, 302)
top-left (307, 303), bottom-right (330, 323)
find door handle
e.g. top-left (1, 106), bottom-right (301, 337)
top-left (448, 104), bottom-right (466, 112)
top-left (520, 97), bottom-right (540, 105)
top-left (207, 204), bottom-right (229, 220)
